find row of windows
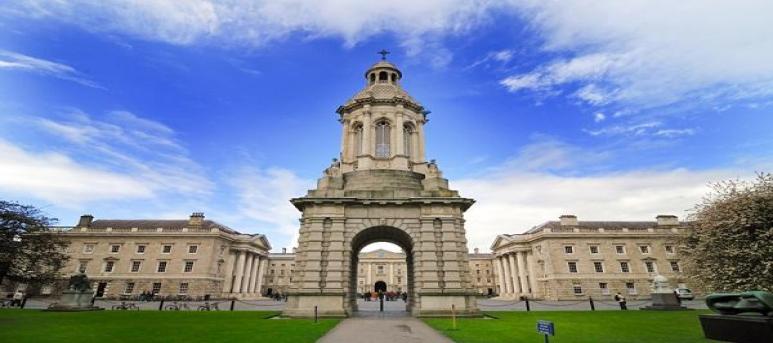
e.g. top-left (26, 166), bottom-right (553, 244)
top-left (83, 260), bottom-right (197, 274)
top-left (352, 122), bottom-right (416, 159)
top-left (572, 282), bottom-right (638, 295)
top-left (82, 243), bottom-right (199, 255)
top-left (563, 244), bottom-right (675, 255)
top-left (123, 282), bottom-right (188, 295)
top-left (566, 260), bottom-right (680, 274)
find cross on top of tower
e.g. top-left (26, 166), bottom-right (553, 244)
top-left (377, 49), bottom-right (390, 60)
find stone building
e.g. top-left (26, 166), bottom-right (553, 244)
top-left (282, 56), bottom-right (480, 317)
top-left (356, 249), bottom-right (408, 293)
top-left (57, 213), bottom-right (270, 299)
top-left (468, 248), bottom-right (496, 296)
top-left (263, 248), bottom-right (295, 296)
top-left (490, 214), bottom-right (690, 300)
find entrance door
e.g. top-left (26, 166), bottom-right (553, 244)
top-left (374, 281), bottom-right (387, 293)
top-left (95, 282), bottom-right (107, 297)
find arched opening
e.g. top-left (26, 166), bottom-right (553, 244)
top-left (378, 71), bottom-right (388, 82)
top-left (369, 73), bottom-right (376, 85)
top-left (374, 120), bottom-right (390, 158)
top-left (348, 226), bottom-right (415, 316)
top-left (390, 73), bottom-right (397, 83)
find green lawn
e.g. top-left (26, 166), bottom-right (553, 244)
top-left (424, 310), bottom-right (716, 343)
top-left (0, 310), bottom-right (340, 343)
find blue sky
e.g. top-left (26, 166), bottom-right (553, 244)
top-left (1, 1), bottom-right (771, 252)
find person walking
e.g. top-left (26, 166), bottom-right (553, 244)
top-left (12, 290), bottom-right (24, 307)
top-left (614, 292), bottom-right (627, 310)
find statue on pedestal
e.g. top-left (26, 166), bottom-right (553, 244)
top-left (641, 274), bottom-right (688, 311)
top-left (46, 272), bottom-right (102, 312)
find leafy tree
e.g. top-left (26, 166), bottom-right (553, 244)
top-left (0, 201), bottom-right (70, 292)
top-left (681, 173), bottom-right (773, 292)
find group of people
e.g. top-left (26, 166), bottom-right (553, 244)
top-left (271, 292), bottom-right (287, 301)
top-left (361, 291), bottom-right (408, 302)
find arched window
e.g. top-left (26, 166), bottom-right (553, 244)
top-left (403, 124), bottom-right (413, 159)
top-left (375, 121), bottom-right (390, 158)
top-left (391, 73), bottom-right (397, 83)
top-left (352, 123), bottom-right (363, 156)
top-left (369, 73), bottom-right (376, 85)
top-left (379, 71), bottom-right (388, 82)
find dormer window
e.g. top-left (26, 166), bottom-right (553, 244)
top-left (375, 121), bottom-right (390, 158)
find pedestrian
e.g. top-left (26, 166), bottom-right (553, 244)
top-left (673, 290), bottom-right (682, 305)
top-left (12, 290), bottom-right (24, 307)
top-left (614, 292), bottom-right (627, 310)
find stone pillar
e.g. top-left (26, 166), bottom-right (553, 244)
top-left (395, 111), bottom-right (404, 157)
top-left (232, 250), bottom-right (247, 294)
top-left (340, 119), bottom-right (349, 160)
top-left (501, 255), bottom-right (513, 295)
top-left (242, 253), bottom-right (255, 294)
top-left (222, 250), bottom-right (236, 294)
top-left (517, 251), bottom-right (529, 295)
top-left (255, 257), bottom-right (267, 296)
top-left (366, 263), bottom-right (372, 288)
top-left (248, 254), bottom-right (259, 294)
top-left (389, 263), bottom-right (394, 290)
top-left (526, 252), bottom-right (538, 296)
top-left (416, 120), bottom-right (426, 161)
top-left (508, 253), bottom-right (519, 294)
top-left (494, 257), bottom-right (507, 296)
top-left (363, 111), bottom-right (373, 156)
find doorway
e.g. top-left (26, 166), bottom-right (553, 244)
top-left (374, 281), bottom-right (387, 293)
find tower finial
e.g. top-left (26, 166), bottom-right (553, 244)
top-left (377, 49), bottom-right (390, 60)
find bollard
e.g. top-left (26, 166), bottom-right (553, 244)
top-left (525, 298), bottom-right (531, 312)
top-left (314, 305), bottom-right (318, 323)
top-left (159, 299), bottom-right (165, 311)
top-left (230, 300), bottom-right (235, 311)
top-left (379, 295), bottom-right (384, 312)
top-left (589, 296), bottom-right (595, 311)
top-left (451, 304), bottom-right (457, 330)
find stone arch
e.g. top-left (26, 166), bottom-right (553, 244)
top-left (346, 225), bottom-right (416, 314)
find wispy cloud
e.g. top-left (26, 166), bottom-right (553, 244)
top-left (0, 50), bottom-right (102, 88)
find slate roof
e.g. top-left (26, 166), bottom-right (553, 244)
top-left (524, 220), bottom-right (666, 234)
top-left (89, 219), bottom-right (239, 234)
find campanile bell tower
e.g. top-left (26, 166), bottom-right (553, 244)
top-left (283, 53), bottom-right (480, 318)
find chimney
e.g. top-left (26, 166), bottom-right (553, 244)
top-left (188, 212), bottom-right (205, 227)
top-left (282, 248), bottom-right (287, 254)
top-left (77, 214), bottom-right (94, 228)
top-left (656, 215), bottom-right (679, 226)
top-left (474, 248), bottom-right (479, 254)
top-left (559, 215), bottom-right (578, 226)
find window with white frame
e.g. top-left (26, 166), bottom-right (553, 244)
top-left (162, 245), bottom-right (172, 254)
top-left (136, 245), bottom-right (146, 254)
top-left (184, 261), bottom-right (194, 273)
top-left (124, 282), bottom-right (135, 294)
top-left (645, 261), bottom-right (656, 273)
top-left (670, 261), bottom-right (680, 272)
top-left (567, 261), bottom-right (578, 273)
top-left (157, 261), bottom-right (168, 273)
top-left (77, 260), bottom-right (88, 273)
top-left (626, 282), bottom-right (637, 295)
top-left (639, 245), bottom-right (650, 254)
top-left (104, 261), bottom-right (115, 272)
top-left (188, 245), bottom-right (198, 254)
top-left (151, 282), bottom-right (162, 294)
top-left (615, 245), bottom-right (626, 254)
top-left (572, 284), bottom-right (583, 295)
top-left (564, 246), bottom-right (574, 254)
top-left (131, 261), bottom-right (142, 273)
top-left (599, 282), bottom-right (610, 295)
top-left (179, 282), bottom-right (189, 295)
top-left (620, 261), bottom-right (630, 273)
top-left (589, 245), bottom-right (600, 254)
top-left (665, 245), bottom-right (675, 254)
top-left (83, 244), bottom-right (95, 254)
top-left (593, 261), bottom-right (604, 273)
top-left (375, 120), bottom-right (391, 158)
top-left (110, 244), bottom-right (121, 253)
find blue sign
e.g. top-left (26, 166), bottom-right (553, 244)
top-left (537, 320), bottom-right (555, 336)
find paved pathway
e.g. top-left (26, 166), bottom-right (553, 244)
top-left (317, 314), bottom-right (452, 343)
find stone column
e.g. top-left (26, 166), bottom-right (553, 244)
top-left (232, 250), bottom-right (247, 294)
top-left (362, 111), bottom-right (373, 156)
top-left (501, 255), bottom-right (513, 295)
top-left (340, 119), bottom-right (349, 160)
top-left (222, 250), bottom-right (236, 293)
top-left (389, 263), bottom-right (394, 290)
top-left (526, 252), bottom-right (538, 297)
top-left (242, 253), bottom-right (255, 294)
top-left (416, 120), bottom-right (426, 161)
top-left (255, 257), bottom-right (267, 296)
top-left (394, 112), bottom-right (404, 157)
top-left (508, 253), bottom-right (520, 294)
top-left (494, 257), bottom-right (507, 296)
top-left (247, 254), bottom-right (259, 294)
top-left (366, 263), bottom-right (372, 289)
top-left (517, 251), bottom-right (529, 295)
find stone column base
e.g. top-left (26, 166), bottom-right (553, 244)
top-left (412, 294), bottom-right (481, 317)
top-left (282, 294), bottom-right (349, 318)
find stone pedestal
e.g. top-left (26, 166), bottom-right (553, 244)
top-left (699, 314), bottom-right (773, 342)
top-left (46, 290), bottom-right (102, 312)
top-left (641, 293), bottom-right (688, 310)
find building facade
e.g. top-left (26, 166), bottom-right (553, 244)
top-left (57, 213), bottom-right (270, 299)
top-left (491, 214), bottom-right (691, 300)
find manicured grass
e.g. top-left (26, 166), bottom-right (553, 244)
top-left (0, 310), bottom-right (340, 343)
top-left (424, 310), bottom-right (716, 343)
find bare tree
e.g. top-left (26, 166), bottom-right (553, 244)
top-left (681, 173), bottom-right (773, 292)
top-left (0, 201), bottom-right (70, 293)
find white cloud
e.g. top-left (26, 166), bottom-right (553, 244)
top-left (593, 112), bottom-right (605, 122)
top-left (501, 1), bottom-right (773, 108)
top-left (584, 121), bottom-right (661, 137)
top-left (653, 128), bottom-right (696, 138)
top-left (0, 50), bottom-right (102, 88)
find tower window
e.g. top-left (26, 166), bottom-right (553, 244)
top-left (375, 121), bottom-right (390, 158)
top-left (379, 71), bottom-right (388, 81)
top-left (391, 73), bottom-right (397, 82)
top-left (403, 124), bottom-right (413, 158)
top-left (369, 73), bottom-right (376, 84)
